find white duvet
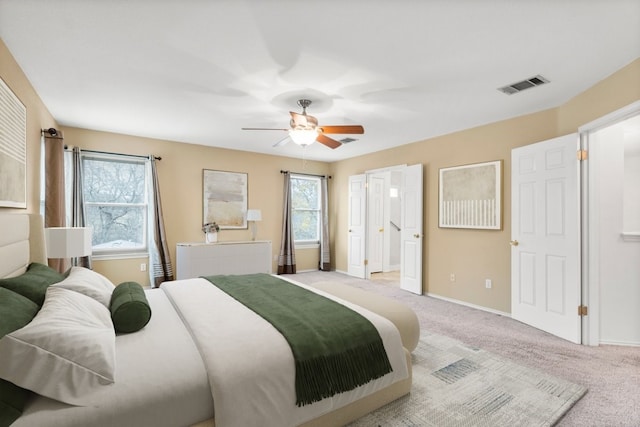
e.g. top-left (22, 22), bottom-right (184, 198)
top-left (161, 277), bottom-right (409, 427)
top-left (14, 276), bottom-right (407, 427)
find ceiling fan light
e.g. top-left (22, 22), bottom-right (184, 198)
top-left (289, 129), bottom-right (318, 146)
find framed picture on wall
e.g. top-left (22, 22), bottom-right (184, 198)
top-left (203, 169), bottom-right (248, 229)
top-left (439, 160), bottom-right (502, 230)
top-left (0, 77), bottom-right (27, 208)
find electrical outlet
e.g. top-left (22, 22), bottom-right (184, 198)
top-left (140, 263), bottom-right (147, 272)
top-left (450, 273), bottom-right (456, 282)
top-left (485, 279), bottom-right (492, 289)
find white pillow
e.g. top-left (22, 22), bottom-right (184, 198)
top-left (51, 266), bottom-right (115, 307)
top-left (0, 286), bottom-right (116, 406)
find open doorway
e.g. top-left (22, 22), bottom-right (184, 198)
top-left (367, 168), bottom-right (402, 277)
top-left (347, 164), bottom-right (423, 294)
top-left (582, 104), bottom-right (640, 346)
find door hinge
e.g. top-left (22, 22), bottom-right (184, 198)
top-left (577, 149), bottom-right (588, 161)
top-left (578, 305), bottom-right (588, 316)
top-left (364, 259), bottom-right (368, 266)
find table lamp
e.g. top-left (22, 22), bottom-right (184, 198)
top-left (45, 227), bottom-right (92, 266)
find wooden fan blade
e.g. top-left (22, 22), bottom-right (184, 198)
top-left (273, 135), bottom-right (290, 147)
top-left (290, 111), bottom-right (307, 127)
top-left (242, 127), bottom-right (288, 131)
top-left (319, 125), bottom-right (364, 134)
top-left (290, 112), bottom-right (318, 128)
top-left (316, 133), bottom-right (342, 149)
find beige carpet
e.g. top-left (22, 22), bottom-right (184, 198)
top-left (285, 271), bottom-right (640, 427)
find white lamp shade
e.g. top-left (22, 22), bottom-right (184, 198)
top-left (246, 209), bottom-right (262, 222)
top-left (45, 227), bottom-right (93, 258)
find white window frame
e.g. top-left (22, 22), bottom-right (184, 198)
top-left (291, 174), bottom-right (322, 247)
top-left (79, 152), bottom-right (150, 259)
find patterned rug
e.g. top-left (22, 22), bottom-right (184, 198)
top-left (348, 332), bottom-right (587, 427)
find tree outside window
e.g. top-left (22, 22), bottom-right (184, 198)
top-left (291, 175), bottom-right (321, 243)
top-left (82, 155), bottom-right (148, 255)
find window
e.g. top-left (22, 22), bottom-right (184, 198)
top-left (80, 153), bottom-right (149, 257)
top-left (291, 175), bottom-right (321, 244)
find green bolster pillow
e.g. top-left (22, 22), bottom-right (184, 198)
top-left (110, 282), bottom-right (152, 333)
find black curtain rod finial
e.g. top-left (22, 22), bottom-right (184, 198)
top-left (41, 128), bottom-right (64, 139)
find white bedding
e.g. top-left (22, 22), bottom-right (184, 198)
top-left (13, 290), bottom-right (214, 427)
top-left (11, 275), bottom-right (408, 427)
top-left (161, 277), bottom-right (409, 427)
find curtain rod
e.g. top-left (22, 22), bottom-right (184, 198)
top-left (64, 146), bottom-right (161, 161)
top-left (280, 170), bottom-right (331, 179)
top-left (41, 128), bottom-right (63, 139)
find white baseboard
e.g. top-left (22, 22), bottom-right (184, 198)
top-left (599, 339), bottom-right (640, 347)
top-left (296, 268), bottom-right (321, 273)
top-left (310, 270), bottom-right (510, 317)
top-left (426, 292), bottom-right (511, 318)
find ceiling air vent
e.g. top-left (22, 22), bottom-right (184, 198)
top-left (340, 137), bottom-right (357, 144)
top-left (498, 75), bottom-right (550, 95)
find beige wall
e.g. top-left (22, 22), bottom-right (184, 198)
top-left (3, 34), bottom-right (639, 311)
top-left (60, 127), bottom-right (329, 285)
top-left (330, 58), bottom-right (640, 313)
top-left (0, 39), bottom-right (57, 214)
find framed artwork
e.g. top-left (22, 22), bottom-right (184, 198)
top-left (0, 77), bottom-right (27, 208)
top-left (203, 169), bottom-right (248, 229)
top-left (439, 160), bottom-right (502, 230)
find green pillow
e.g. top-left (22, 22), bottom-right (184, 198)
top-left (0, 262), bottom-right (65, 306)
top-left (0, 287), bottom-right (39, 427)
top-left (110, 282), bottom-right (152, 333)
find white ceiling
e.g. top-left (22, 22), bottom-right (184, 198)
top-left (1, 0), bottom-right (639, 162)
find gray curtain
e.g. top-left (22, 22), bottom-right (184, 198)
top-left (70, 147), bottom-right (91, 268)
top-left (44, 133), bottom-right (68, 273)
top-left (319, 176), bottom-right (331, 271)
top-left (277, 172), bottom-right (296, 274)
top-left (148, 156), bottom-right (173, 287)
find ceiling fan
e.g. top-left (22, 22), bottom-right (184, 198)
top-left (242, 99), bottom-right (364, 149)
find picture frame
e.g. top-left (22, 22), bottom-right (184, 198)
top-left (0, 77), bottom-right (27, 208)
top-left (203, 169), bottom-right (248, 229)
top-left (439, 160), bottom-right (502, 230)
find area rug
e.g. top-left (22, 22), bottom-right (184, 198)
top-left (348, 332), bottom-right (587, 427)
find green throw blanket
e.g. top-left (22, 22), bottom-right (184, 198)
top-left (203, 274), bottom-right (393, 406)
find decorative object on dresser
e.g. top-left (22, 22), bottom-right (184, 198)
top-left (44, 227), bottom-right (92, 266)
top-left (203, 169), bottom-right (248, 229)
top-left (202, 222), bottom-right (220, 244)
top-left (176, 240), bottom-right (272, 279)
top-left (246, 209), bottom-right (262, 241)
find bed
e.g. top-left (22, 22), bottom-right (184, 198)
top-left (0, 213), bottom-right (417, 427)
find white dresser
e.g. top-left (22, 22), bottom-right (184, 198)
top-left (176, 241), bottom-right (272, 279)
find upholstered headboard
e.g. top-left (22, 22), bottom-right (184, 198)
top-left (0, 213), bottom-right (47, 279)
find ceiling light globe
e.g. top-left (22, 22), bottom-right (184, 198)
top-left (289, 129), bottom-right (318, 147)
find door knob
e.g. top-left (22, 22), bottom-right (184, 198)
top-left (379, 228), bottom-right (384, 232)
top-left (414, 233), bottom-right (421, 238)
top-left (510, 240), bottom-right (519, 246)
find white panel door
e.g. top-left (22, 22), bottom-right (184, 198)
top-left (400, 164), bottom-right (423, 294)
top-left (368, 174), bottom-right (385, 273)
top-left (347, 174), bottom-right (367, 278)
top-left (511, 133), bottom-right (581, 343)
